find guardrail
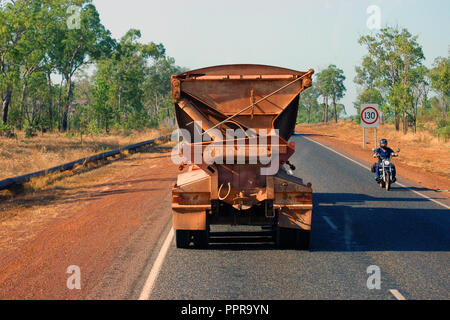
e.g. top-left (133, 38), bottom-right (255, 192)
top-left (0, 135), bottom-right (170, 192)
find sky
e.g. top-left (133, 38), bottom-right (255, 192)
top-left (93, 0), bottom-right (450, 115)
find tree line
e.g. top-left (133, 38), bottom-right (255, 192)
top-left (297, 64), bottom-right (347, 124)
top-left (298, 26), bottom-right (449, 140)
top-left (354, 26), bottom-right (448, 139)
top-left (0, 0), bottom-right (184, 137)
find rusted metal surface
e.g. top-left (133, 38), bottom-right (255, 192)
top-left (171, 65), bottom-right (314, 245)
top-left (172, 64), bottom-right (314, 142)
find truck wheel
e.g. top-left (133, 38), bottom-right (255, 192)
top-left (295, 229), bottom-right (311, 250)
top-left (276, 227), bottom-right (296, 249)
top-left (193, 230), bottom-right (208, 249)
top-left (176, 230), bottom-right (191, 249)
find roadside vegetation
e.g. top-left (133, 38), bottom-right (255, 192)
top-left (0, 0), bottom-right (181, 186)
top-left (297, 65), bottom-right (347, 124)
top-left (1, 1), bottom-right (448, 187)
top-left (298, 120), bottom-right (450, 181)
top-left (0, 128), bottom-right (165, 181)
top-left (297, 27), bottom-right (449, 142)
top-left (0, 0), bottom-right (184, 139)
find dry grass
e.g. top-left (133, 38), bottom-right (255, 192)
top-left (0, 141), bottom-right (175, 251)
top-left (0, 127), bottom-right (171, 181)
top-left (298, 120), bottom-right (450, 179)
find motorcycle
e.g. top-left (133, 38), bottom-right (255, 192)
top-left (372, 148), bottom-right (400, 191)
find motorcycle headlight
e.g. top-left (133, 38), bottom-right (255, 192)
top-left (384, 160), bottom-right (390, 166)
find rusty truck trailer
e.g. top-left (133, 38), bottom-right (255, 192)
top-left (171, 64), bottom-right (314, 249)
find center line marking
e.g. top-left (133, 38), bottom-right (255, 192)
top-left (322, 216), bottom-right (338, 231)
top-left (302, 136), bottom-right (450, 210)
top-left (138, 228), bottom-right (174, 300)
top-left (390, 289), bottom-right (406, 300)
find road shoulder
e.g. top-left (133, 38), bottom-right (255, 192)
top-left (0, 148), bottom-right (178, 299)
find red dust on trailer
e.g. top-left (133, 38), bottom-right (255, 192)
top-left (170, 64), bottom-right (315, 249)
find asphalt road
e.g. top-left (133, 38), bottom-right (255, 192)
top-left (146, 134), bottom-right (450, 300)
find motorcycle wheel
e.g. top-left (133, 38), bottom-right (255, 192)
top-left (385, 173), bottom-right (391, 191)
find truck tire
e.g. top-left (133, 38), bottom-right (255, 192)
top-left (295, 229), bottom-right (311, 250)
top-left (176, 230), bottom-right (191, 249)
top-left (276, 227), bottom-right (310, 250)
top-left (193, 230), bottom-right (208, 249)
top-left (276, 227), bottom-right (296, 249)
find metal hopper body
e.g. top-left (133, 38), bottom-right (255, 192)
top-left (171, 65), bottom-right (315, 249)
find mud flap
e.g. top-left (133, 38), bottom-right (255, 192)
top-left (172, 209), bottom-right (207, 231)
top-left (277, 206), bottom-right (312, 231)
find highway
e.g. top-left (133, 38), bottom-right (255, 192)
top-left (142, 134), bottom-right (450, 300)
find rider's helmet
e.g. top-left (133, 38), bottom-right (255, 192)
top-left (380, 139), bottom-right (388, 149)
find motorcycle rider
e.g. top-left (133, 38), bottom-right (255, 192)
top-left (373, 139), bottom-right (397, 183)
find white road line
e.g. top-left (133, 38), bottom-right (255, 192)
top-left (390, 289), bottom-right (406, 300)
top-left (138, 228), bottom-right (174, 300)
top-left (322, 216), bottom-right (338, 231)
top-left (303, 136), bottom-right (450, 210)
top-left (303, 136), bottom-right (371, 170)
top-left (396, 181), bottom-right (450, 209)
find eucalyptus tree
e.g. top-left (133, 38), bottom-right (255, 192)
top-left (317, 65), bottom-right (346, 123)
top-left (327, 65), bottom-right (346, 123)
top-left (94, 29), bottom-right (166, 128)
top-left (145, 55), bottom-right (186, 122)
top-left (0, 0), bottom-right (44, 124)
top-left (46, 0), bottom-right (115, 132)
top-left (316, 69), bottom-right (332, 123)
top-left (429, 56), bottom-right (449, 117)
top-left (356, 27), bottom-right (425, 131)
top-left (409, 65), bottom-right (429, 132)
top-left (298, 84), bottom-right (320, 124)
top-left (15, 0), bottom-right (59, 129)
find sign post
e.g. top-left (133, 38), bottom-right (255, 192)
top-left (375, 127), bottom-right (377, 149)
top-left (360, 104), bottom-right (380, 150)
top-left (363, 127), bottom-right (365, 149)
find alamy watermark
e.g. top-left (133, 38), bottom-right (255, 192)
top-left (67, 4), bottom-right (81, 30)
top-left (366, 5), bottom-right (381, 30)
top-left (66, 265), bottom-right (81, 290)
top-left (367, 265), bottom-right (381, 290)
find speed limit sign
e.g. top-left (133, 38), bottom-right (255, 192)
top-left (360, 104), bottom-right (381, 149)
top-left (361, 104), bottom-right (380, 128)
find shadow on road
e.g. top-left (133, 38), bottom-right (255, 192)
top-left (181, 192), bottom-right (449, 252)
top-left (206, 243), bottom-right (276, 251)
top-left (394, 186), bottom-right (446, 193)
top-left (311, 192), bottom-right (450, 252)
top-left (315, 192), bottom-right (436, 204)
